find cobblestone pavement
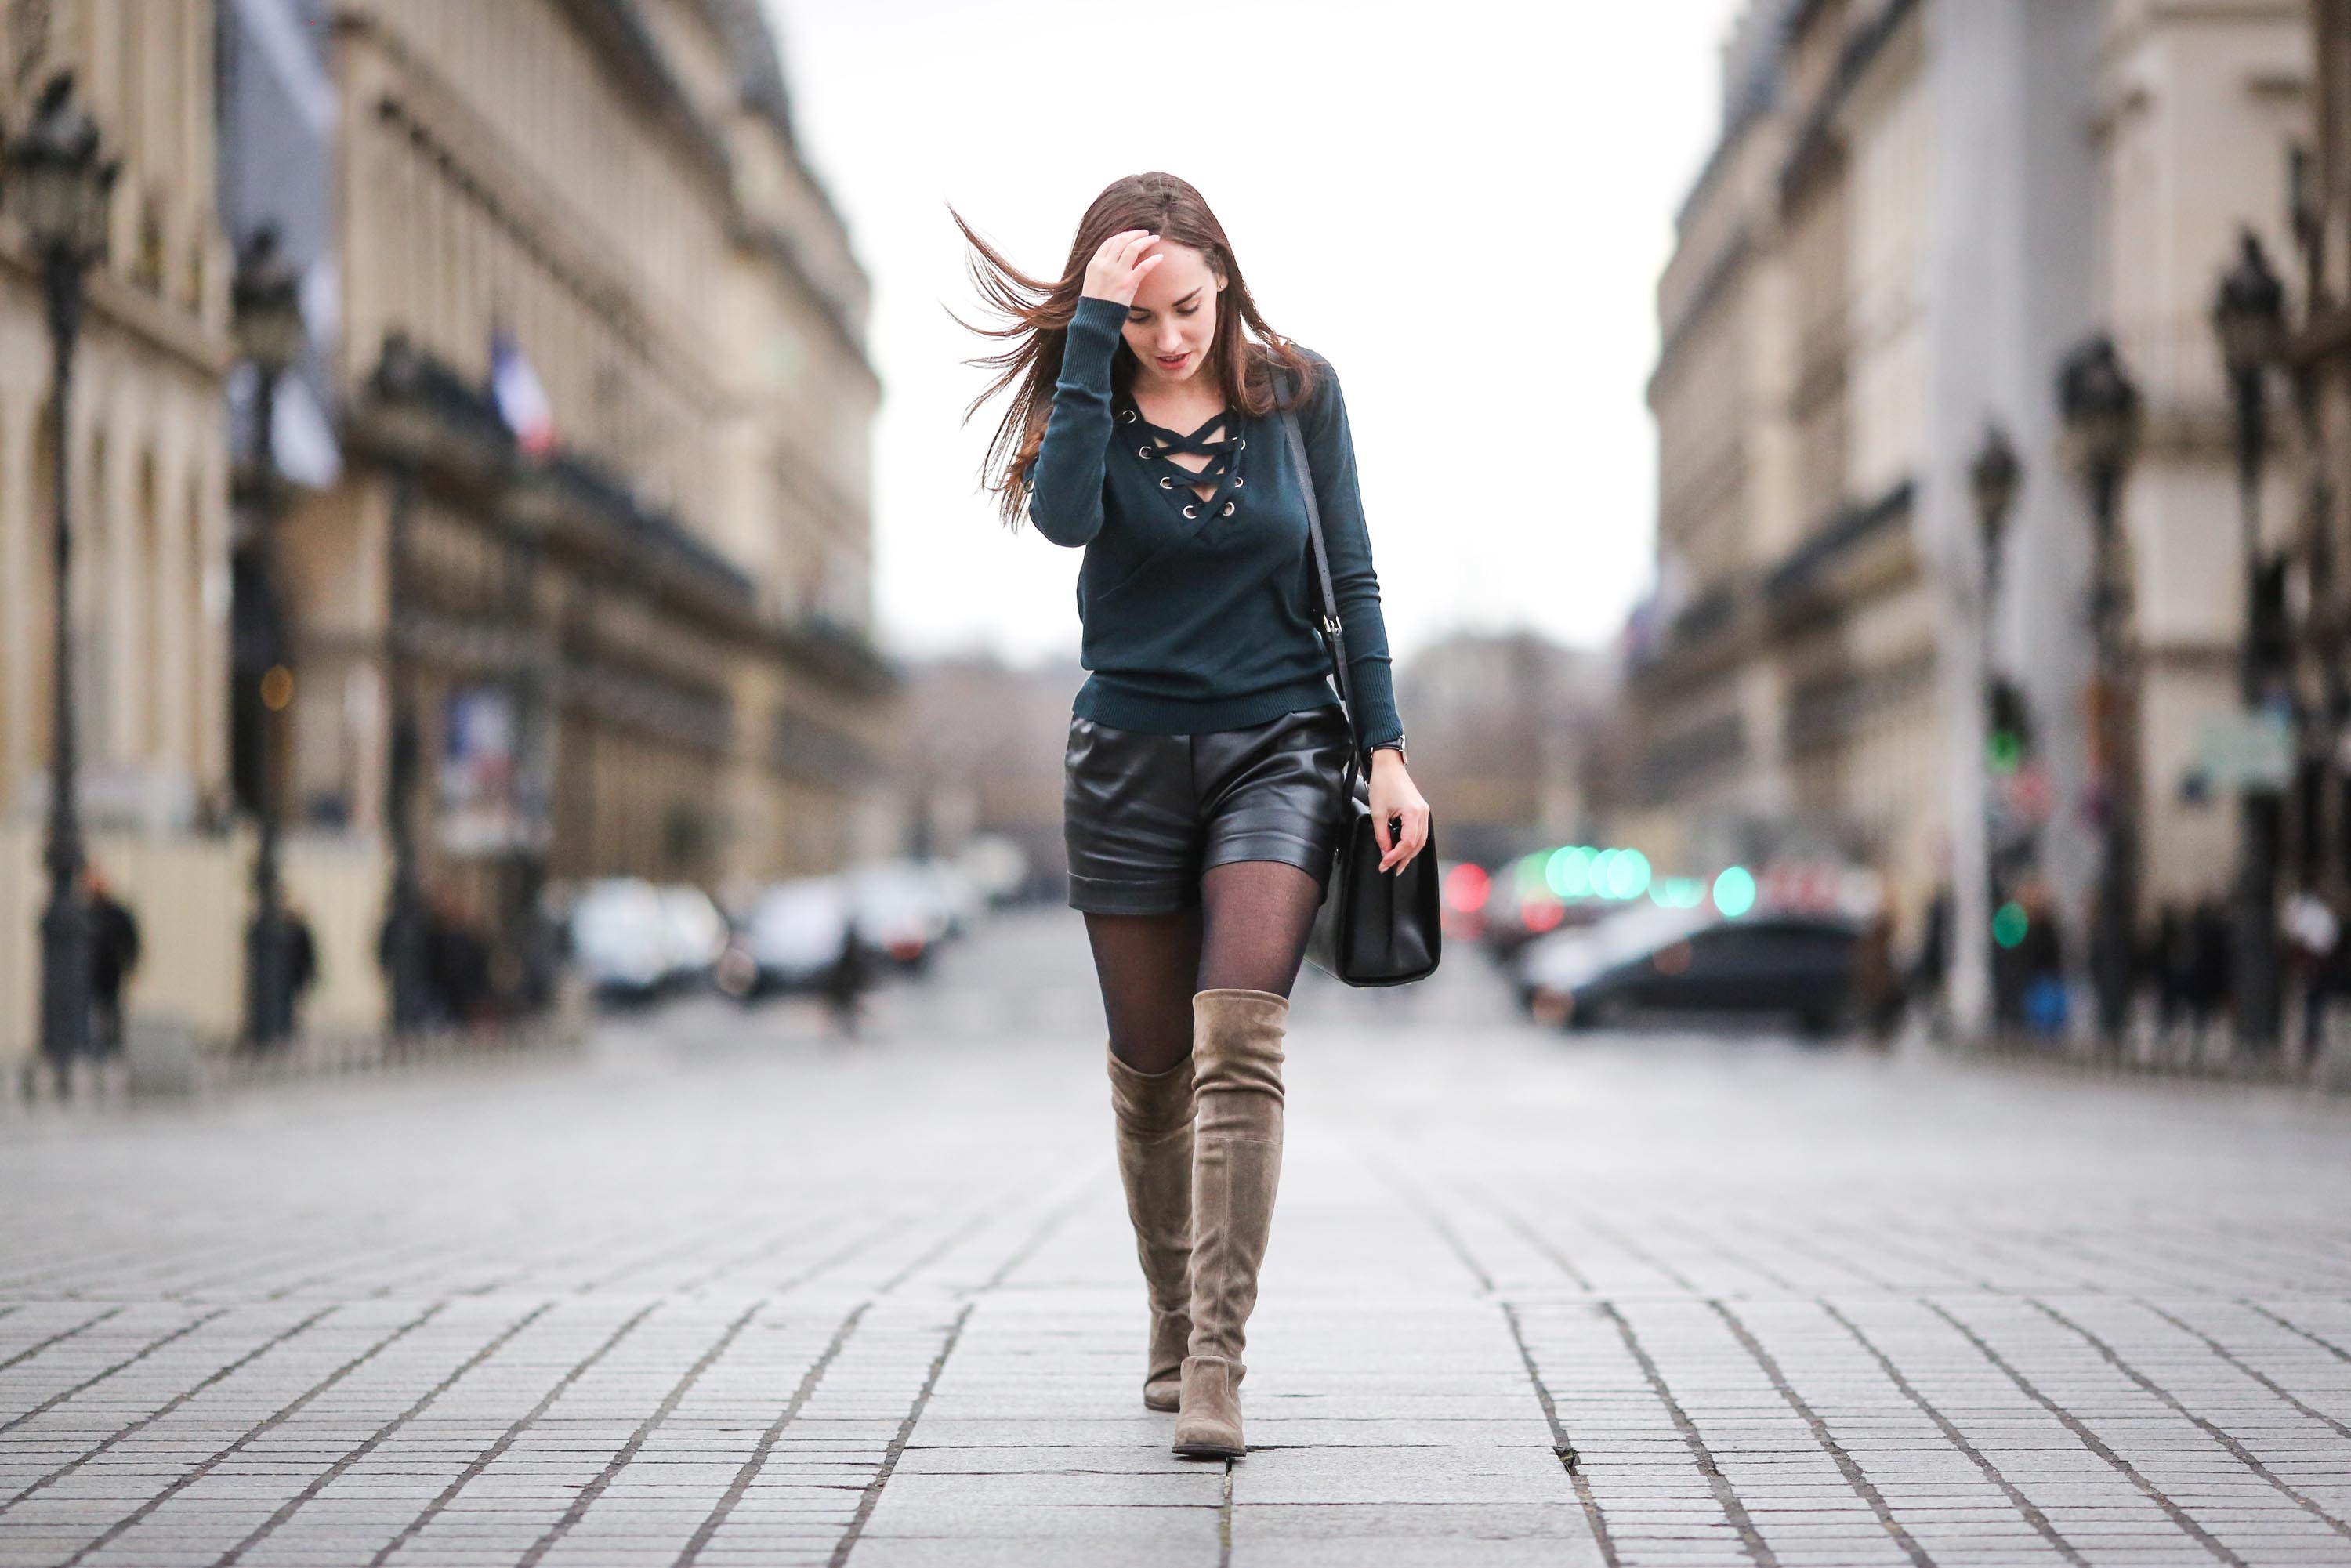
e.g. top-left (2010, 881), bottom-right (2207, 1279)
top-left (2, 910), bottom-right (2349, 1567)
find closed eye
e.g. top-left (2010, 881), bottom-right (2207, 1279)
top-left (1131, 289), bottom-right (1205, 321)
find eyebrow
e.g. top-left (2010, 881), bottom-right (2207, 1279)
top-left (1132, 289), bottom-right (1204, 313)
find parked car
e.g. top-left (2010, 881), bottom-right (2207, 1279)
top-left (918, 861), bottom-right (984, 939)
top-left (1516, 903), bottom-right (1712, 1016)
top-left (848, 862), bottom-right (948, 970)
top-left (655, 884), bottom-right (728, 989)
top-left (568, 878), bottom-right (672, 1000)
top-left (1520, 906), bottom-right (1864, 1036)
top-left (726, 877), bottom-right (854, 998)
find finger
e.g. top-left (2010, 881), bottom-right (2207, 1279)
top-left (1134, 254), bottom-right (1165, 277)
top-left (1371, 810), bottom-right (1394, 856)
top-left (1399, 814), bottom-right (1428, 867)
top-left (1098, 229), bottom-right (1143, 259)
top-left (1121, 230), bottom-right (1159, 263)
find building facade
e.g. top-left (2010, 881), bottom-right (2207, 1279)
top-left (1, 0), bottom-right (887, 1065)
top-left (2285, 0), bottom-right (2351, 1041)
top-left (0, 1), bottom-right (257, 1059)
top-left (1628, 0), bottom-right (2309, 1012)
top-left (1394, 630), bottom-right (1614, 869)
top-left (237, 0), bottom-right (890, 990)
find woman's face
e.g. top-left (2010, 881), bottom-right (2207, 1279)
top-left (1122, 241), bottom-right (1225, 390)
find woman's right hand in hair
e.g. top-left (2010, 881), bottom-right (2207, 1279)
top-left (1082, 229), bottom-right (1164, 307)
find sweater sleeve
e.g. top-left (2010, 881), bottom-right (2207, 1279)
top-left (1026, 295), bottom-right (1128, 547)
top-left (1299, 354), bottom-right (1404, 751)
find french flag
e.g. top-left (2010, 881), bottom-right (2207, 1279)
top-left (491, 328), bottom-right (555, 458)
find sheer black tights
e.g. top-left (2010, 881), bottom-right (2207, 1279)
top-left (1085, 860), bottom-right (1323, 1074)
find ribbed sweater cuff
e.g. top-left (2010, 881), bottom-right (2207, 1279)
top-left (1065, 295), bottom-right (1128, 372)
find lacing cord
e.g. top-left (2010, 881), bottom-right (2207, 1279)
top-left (1118, 403), bottom-right (1246, 519)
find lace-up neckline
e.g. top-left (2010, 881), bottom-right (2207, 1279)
top-left (1116, 397), bottom-right (1248, 522)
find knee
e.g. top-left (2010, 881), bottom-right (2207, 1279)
top-left (1190, 990), bottom-right (1288, 1102)
top-left (1107, 1045), bottom-right (1196, 1133)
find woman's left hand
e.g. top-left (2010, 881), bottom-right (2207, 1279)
top-left (1367, 750), bottom-right (1430, 875)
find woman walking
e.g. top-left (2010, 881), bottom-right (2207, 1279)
top-left (955, 172), bottom-right (1429, 1458)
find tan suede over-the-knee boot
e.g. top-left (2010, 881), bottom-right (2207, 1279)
top-left (1172, 988), bottom-right (1288, 1459)
top-left (1107, 1048), bottom-right (1195, 1411)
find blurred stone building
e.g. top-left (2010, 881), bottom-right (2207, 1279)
top-left (0, 2), bottom-right (257, 1058)
top-left (1393, 630), bottom-right (1617, 867)
top-left (228, 0), bottom-right (890, 954)
top-left (898, 654), bottom-right (1085, 900)
top-left (1, 0), bottom-right (886, 1066)
top-left (0, 2), bottom-right (232, 835)
top-left (1627, 0), bottom-right (2309, 980)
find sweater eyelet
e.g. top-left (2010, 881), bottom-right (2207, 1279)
top-left (1137, 447), bottom-right (1153, 459)
top-left (1158, 476), bottom-right (1173, 490)
top-left (1118, 409), bottom-right (1137, 424)
top-left (1183, 504), bottom-right (1197, 519)
top-left (1222, 502), bottom-right (1236, 516)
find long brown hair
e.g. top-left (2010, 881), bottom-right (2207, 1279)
top-left (951, 172), bottom-right (1319, 530)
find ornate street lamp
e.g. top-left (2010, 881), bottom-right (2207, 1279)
top-left (369, 334), bottom-right (435, 1034)
top-left (2057, 334), bottom-right (2143, 1048)
top-left (6, 74), bottom-right (118, 1094)
top-left (233, 225), bottom-right (306, 1048)
top-left (2214, 228), bottom-right (2288, 1055)
top-left (1965, 420), bottom-right (2024, 1038)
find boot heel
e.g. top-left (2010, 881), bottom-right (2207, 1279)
top-left (1172, 1354), bottom-right (1246, 1458)
top-left (1143, 1310), bottom-right (1186, 1411)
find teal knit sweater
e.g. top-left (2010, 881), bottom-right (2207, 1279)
top-left (1027, 294), bottom-right (1404, 750)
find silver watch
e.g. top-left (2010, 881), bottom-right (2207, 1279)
top-left (1371, 737), bottom-right (1408, 765)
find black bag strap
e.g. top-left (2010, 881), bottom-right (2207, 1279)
top-left (1271, 364), bottom-right (1364, 781)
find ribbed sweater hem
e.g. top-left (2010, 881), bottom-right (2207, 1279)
top-left (1072, 675), bottom-right (1345, 738)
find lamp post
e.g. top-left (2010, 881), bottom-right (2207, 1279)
top-left (2057, 334), bottom-right (2145, 1049)
top-left (2287, 149), bottom-right (2348, 1066)
top-left (1969, 422), bottom-right (2021, 1026)
top-left (232, 226), bottom-right (306, 1048)
top-left (2214, 228), bottom-right (2288, 1055)
top-left (8, 74), bottom-right (118, 1095)
top-left (370, 335), bottom-right (433, 1034)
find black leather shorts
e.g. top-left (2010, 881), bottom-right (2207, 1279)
top-left (1063, 706), bottom-right (1353, 916)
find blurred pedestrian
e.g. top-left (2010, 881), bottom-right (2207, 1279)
top-left (378, 894), bottom-right (441, 1027)
top-left (2152, 903), bottom-right (2188, 1036)
top-left (2282, 890), bottom-right (2341, 1062)
top-left (2012, 877), bottom-right (2067, 1039)
top-left (1853, 907), bottom-right (1904, 1044)
top-left (820, 916), bottom-right (872, 1039)
top-left (85, 867), bottom-right (141, 1060)
top-left (958, 174), bottom-right (1431, 1459)
top-left (1908, 882), bottom-right (1951, 1017)
top-left (284, 901), bottom-right (319, 1036)
top-left (2186, 897), bottom-right (2232, 1040)
top-left (428, 885), bottom-right (494, 1028)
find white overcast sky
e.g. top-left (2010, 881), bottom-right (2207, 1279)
top-left (764, 0), bottom-right (1745, 665)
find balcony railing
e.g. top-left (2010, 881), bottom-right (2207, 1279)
top-left (1763, 477), bottom-right (1914, 607)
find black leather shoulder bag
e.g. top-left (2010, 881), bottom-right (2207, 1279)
top-left (1273, 369), bottom-right (1442, 987)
